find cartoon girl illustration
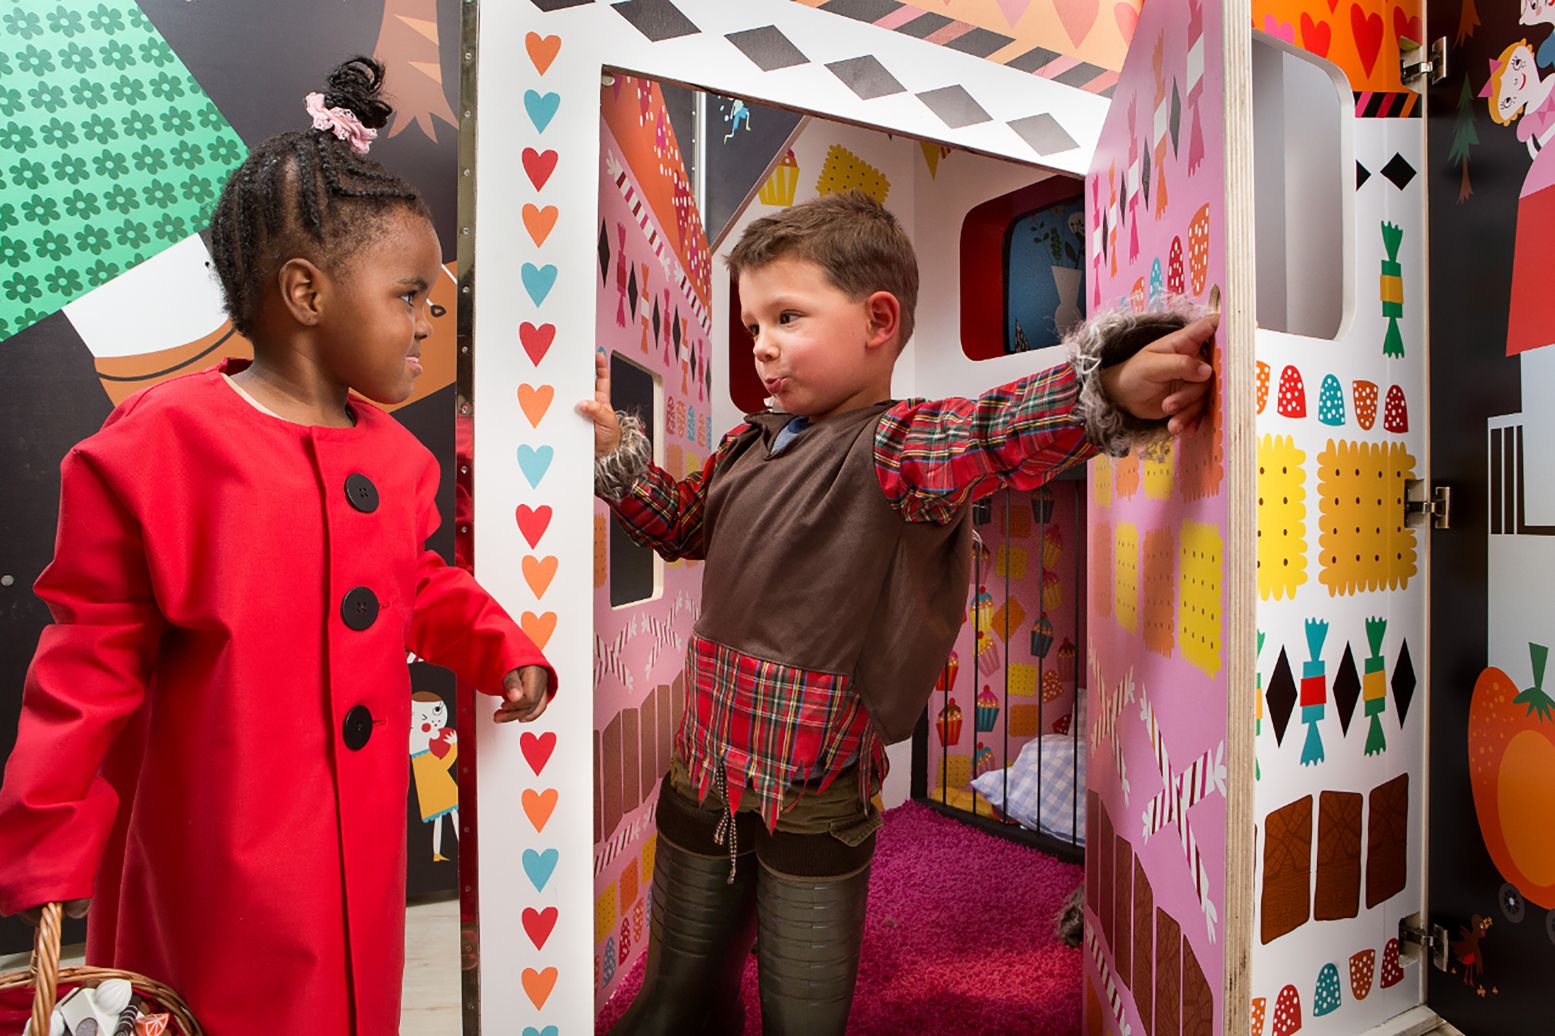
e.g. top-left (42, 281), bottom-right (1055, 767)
top-left (409, 691), bottom-right (460, 862)
top-left (1522, 0), bottom-right (1555, 69)
top-left (1487, 39), bottom-right (1555, 355)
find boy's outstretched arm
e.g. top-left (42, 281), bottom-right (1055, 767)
top-left (1096, 314), bottom-right (1218, 436)
top-left (577, 350), bottom-right (737, 561)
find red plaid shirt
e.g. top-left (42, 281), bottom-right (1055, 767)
top-left (609, 362), bottom-right (1094, 828)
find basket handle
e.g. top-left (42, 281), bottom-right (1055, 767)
top-left (30, 901), bottom-right (63, 1035)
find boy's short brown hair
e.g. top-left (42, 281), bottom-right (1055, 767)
top-left (727, 189), bottom-right (920, 348)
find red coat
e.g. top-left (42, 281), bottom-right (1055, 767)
top-left (0, 363), bottom-right (553, 1034)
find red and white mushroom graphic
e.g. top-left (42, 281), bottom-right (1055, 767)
top-left (1256, 361), bottom-right (1270, 414)
top-left (1349, 948), bottom-right (1376, 1000)
top-left (1188, 204), bottom-right (1212, 296)
top-left (1384, 385), bottom-right (1408, 433)
top-left (1353, 381), bottom-right (1379, 430)
top-left (1131, 276), bottom-right (1147, 312)
top-left (1251, 996), bottom-right (1268, 1036)
top-left (1380, 938), bottom-right (1404, 988)
top-left (1168, 235), bottom-right (1185, 295)
top-left (1277, 365), bottom-right (1306, 419)
top-left (1273, 983), bottom-right (1302, 1036)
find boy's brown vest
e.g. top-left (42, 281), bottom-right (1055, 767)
top-left (696, 403), bottom-right (972, 743)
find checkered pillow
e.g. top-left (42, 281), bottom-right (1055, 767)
top-left (970, 733), bottom-right (1087, 844)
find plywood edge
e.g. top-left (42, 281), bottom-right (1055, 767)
top-left (1220, 0), bottom-right (1258, 1033)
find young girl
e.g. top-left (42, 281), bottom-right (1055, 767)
top-left (0, 58), bottom-right (555, 1034)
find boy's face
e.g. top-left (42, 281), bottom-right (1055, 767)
top-left (738, 256), bottom-right (894, 421)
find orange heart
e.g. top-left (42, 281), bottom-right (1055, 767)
top-left (522, 555), bottom-right (559, 598)
top-left (522, 204), bottom-right (558, 246)
top-left (518, 383), bottom-right (554, 427)
top-left (525, 32), bottom-right (561, 75)
top-left (521, 966), bottom-right (559, 1009)
top-left (522, 787), bottom-right (559, 832)
top-left (521, 611), bottom-right (557, 650)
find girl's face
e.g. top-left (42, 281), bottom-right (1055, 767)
top-left (319, 209), bottom-right (442, 405)
top-left (1522, 0), bottom-right (1555, 28)
top-left (1498, 44), bottom-right (1538, 121)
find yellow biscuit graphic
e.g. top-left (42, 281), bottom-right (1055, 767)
top-left (1115, 453), bottom-right (1141, 499)
top-left (1010, 704), bottom-right (1040, 736)
top-left (1258, 434), bottom-right (1308, 601)
top-left (1093, 519), bottom-right (1113, 619)
top-left (993, 597), bottom-right (1027, 641)
top-left (641, 833), bottom-right (657, 886)
top-left (942, 754), bottom-right (973, 789)
top-left (594, 513), bottom-right (609, 588)
top-left (996, 545), bottom-right (1029, 580)
top-left (815, 144), bottom-right (891, 203)
top-left (1142, 527), bottom-right (1176, 656)
top-left (1179, 521), bottom-right (1224, 678)
top-left (1008, 662), bottom-right (1039, 698)
top-left (1006, 505), bottom-right (1032, 539)
top-left (1318, 440), bottom-right (1418, 595)
top-left (665, 443), bottom-right (684, 481)
top-left (1093, 454), bottom-right (1114, 508)
top-left (596, 884), bottom-right (617, 942)
top-left (1115, 523), bottom-right (1140, 634)
top-left (1143, 442), bottom-right (1176, 500)
top-left (1180, 341), bottom-right (1225, 501)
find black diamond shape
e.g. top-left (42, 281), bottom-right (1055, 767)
top-left (672, 307), bottom-right (681, 350)
top-left (1054, 62), bottom-right (1106, 89)
top-left (1008, 112), bottom-right (1077, 156)
top-left (651, 297), bottom-right (661, 343)
top-left (1008, 45), bottom-right (1061, 73)
top-left (1141, 145), bottom-right (1151, 207)
top-left (725, 26), bottom-right (809, 71)
top-left (947, 27), bottom-right (1016, 58)
top-left (627, 264), bottom-right (639, 320)
top-left (918, 85), bottom-right (991, 129)
top-left (1334, 643), bottom-right (1361, 736)
top-left (613, 0), bottom-right (700, 42)
top-left (1393, 639), bottom-right (1416, 724)
top-left (1356, 161), bottom-right (1372, 189)
top-left (598, 222), bottom-right (611, 285)
top-left (1381, 152), bottom-right (1417, 191)
top-left (1169, 81), bottom-right (1182, 155)
top-left (1267, 647), bottom-right (1297, 746)
top-left (825, 55), bottom-right (905, 100)
top-left (531, 0), bottom-right (592, 10)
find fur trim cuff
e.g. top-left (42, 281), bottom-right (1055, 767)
top-left (595, 412), bottom-right (651, 501)
top-left (1066, 302), bottom-right (1204, 458)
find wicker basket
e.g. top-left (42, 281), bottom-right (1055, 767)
top-left (0, 903), bottom-right (202, 1035)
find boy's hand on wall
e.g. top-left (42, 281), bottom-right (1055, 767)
top-left (576, 350), bottom-right (622, 457)
top-left (1100, 313), bottom-right (1219, 436)
top-left (495, 666), bottom-right (551, 723)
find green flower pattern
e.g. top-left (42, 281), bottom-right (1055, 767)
top-left (0, 0), bottom-right (246, 338)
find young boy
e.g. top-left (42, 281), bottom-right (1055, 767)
top-left (579, 190), bottom-right (1216, 1035)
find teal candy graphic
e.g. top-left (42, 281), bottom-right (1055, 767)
top-left (1318, 374), bottom-right (1345, 426)
top-left (0, 0), bottom-right (246, 338)
top-left (1314, 961), bottom-right (1342, 1016)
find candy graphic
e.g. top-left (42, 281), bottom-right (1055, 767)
top-left (1380, 222), bottom-right (1405, 357)
top-left (1384, 385), bottom-right (1408, 433)
top-left (1300, 619), bottom-right (1329, 765)
top-left (1257, 361), bottom-right (1271, 413)
top-left (1188, 203), bottom-right (1211, 295)
top-left (1277, 365), bottom-right (1306, 418)
top-left (1363, 617), bottom-right (1389, 755)
top-left (1272, 984), bottom-right (1302, 1036)
top-left (1256, 630), bottom-right (1265, 781)
top-left (1353, 380), bottom-right (1378, 430)
top-left (1168, 235), bottom-right (1185, 294)
top-left (1314, 962), bottom-right (1342, 1016)
top-left (1318, 374), bottom-right (1345, 426)
top-left (1350, 948), bottom-right (1376, 1000)
top-left (1251, 997), bottom-right (1268, 1036)
top-left (1042, 669), bottom-right (1064, 702)
top-left (1380, 938), bottom-right (1404, 987)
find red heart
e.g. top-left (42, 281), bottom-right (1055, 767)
top-left (515, 504), bottom-right (553, 548)
top-left (1351, 4), bottom-right (1384, 77)
top-left (1392, 5), bottom-right (1422, 48)
top-left (519, 321), bottom-right (555, 365)
top-left (523, 906), bottom-right (559, 950)
top-left (522, 147), bottom-right (559, 190)
top-left (429, 729), bottom-right (454, 759)
top-left (520, 730), bottom-right (557, 775)
top-left (1300, 13), bottom-right (1332, 57)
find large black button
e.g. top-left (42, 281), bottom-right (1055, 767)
top-left (341, 587), bottom-right (379, 631)
top-left (342, 704), bottom-right (373, 750)
top-left (344, 473), bottom-right (379, 513)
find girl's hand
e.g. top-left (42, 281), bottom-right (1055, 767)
top-left (576, 351), bottom-right (622, 457)
top-left (1099, 313), bottom-right (1219, 436)
top-left (495, 665), bottom-right (550, 723)
top-left (20, 898), bottom-right (90, 925)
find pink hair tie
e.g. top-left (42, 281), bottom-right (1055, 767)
top-left (304, 91), bottom-right (378, 155)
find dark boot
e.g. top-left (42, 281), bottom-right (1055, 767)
top-left (754, 860), bottom-right (872, 1036)
top-left (610, 782), bottom-right (757, 1036)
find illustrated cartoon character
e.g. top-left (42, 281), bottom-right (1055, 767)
top-left (723, 98), bottom-right (752, 143)
top-left (409, 691), bottom-right (460, 862)
top-left (1521, 0), bottom-right (1555, 70)
top-left (1485, 39), bottom-right (1555, 356)
top-left (1449, 914), bottom-right (1493, 993)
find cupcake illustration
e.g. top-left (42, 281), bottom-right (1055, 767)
top-left (1040, 525), bottom-right (1064, 569)
top-left (975, 685), bottom-right (1000, 732)
top-left (976, 630), bottom-right (1002, 675)
top-left (1057, 638), bottom-right (1077, 668)
top-left (974, 742), bottom-right (997, 778)
top-left (1031, 486), bottom-right (1055, 523)
top-left (934, 651), bottom-right (960, 692)
top-left (1031, 614), bottom-right (1055, 659)
top-left (758, 148), bottom-right (799, 206)
top-left (936, 698), bottom-right (964, 747)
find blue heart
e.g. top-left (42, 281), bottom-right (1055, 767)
top-left (523, 1027), bottom-right (559, 1036)
top-left (523, 848), bottom-right (559, 892)
top-left (517, 445), bottom-right (554, 488)
top-left (522, 263), bottom-right (558, 307)
top-left (524, 90), bottom-right (560, 132)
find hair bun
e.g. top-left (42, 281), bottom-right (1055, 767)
top-left (322, 56), bottom-right (392, 131)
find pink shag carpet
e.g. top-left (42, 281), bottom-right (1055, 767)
top-left (596, 800), bottom-right (1083, 1034)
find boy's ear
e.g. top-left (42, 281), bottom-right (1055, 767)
top-left (863, 290), bottom-right (901, 352)
top-left (277, 258), bottom-right (328, 327)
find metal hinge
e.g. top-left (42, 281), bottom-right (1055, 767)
top-left (1404, 481), bottom-right (1451, 529)
top-left (1399, 913), bottom-right (1450, 971)
top-left (1401, 37), bottom-right (1448, 86)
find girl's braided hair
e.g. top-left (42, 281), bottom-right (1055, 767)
top-left (207, 57), bottom-right (432, 337)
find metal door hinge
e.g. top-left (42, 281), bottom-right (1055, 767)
top-left (1399, 913), bottom-right (1450, 971)
top-left (1405, 481), bottom-right (1451, 529)
top-left (1401, 37), bottom-right (1448, 86)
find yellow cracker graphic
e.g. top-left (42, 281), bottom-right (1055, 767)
top-left (1093, 454), bottom-right (1114, 508)
top-left (1008, 662), bottom-right (1040, 697)
top-left (1094, 519), bottom-right (1113, 619)
top-left (1180, 342), bottom-right (1225, 501)
top-left (1142, 527), bottom-right (1176, 656)
top-left (996, 545), bottom-right (1029, 580)
top-left (1115, 452), bottom-right (1141, 498)
top-left (665, 442), bottom-right (683, 481)
top-left (641, 833), bottom-right (657, 886)
top-left (595, 884), bottom-right (617, 942)
top-left (1317, 440), bottom-right (1418, 595)
top-left (1257, 434), bottom-right (1308, 601)
top-left (1006, 505), bottom-right (1032, 539)
top-left (1179, 521), bottom-right (1224, 678)
top-left (619, 858), bottom-right (640, 908)
top-left (1143, 442), bottom-right (1176, 500)
top-left (1115, 523), bottom-right (1140, 634)
top-left (941, 753), bottom-right (973, 788)
top-left (993, 597), bottom-right (1027, 640)
top-left (815, 144), bottom-right (891, 203)
top-left (1010, 704), bottom-right (1040, 737)
top-left (594, 513), bottom-right (609, 588)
